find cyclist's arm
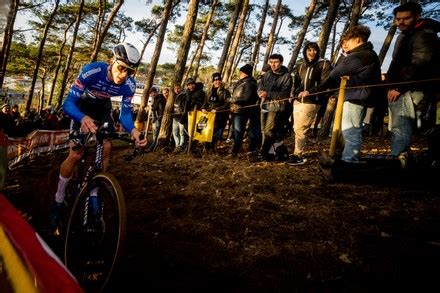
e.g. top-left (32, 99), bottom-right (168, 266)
top-left (119, 91), bottom-right (135, 134)
top-left (62, 63), bottom-right (101, 123)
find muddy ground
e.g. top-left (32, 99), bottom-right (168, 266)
top-left (4, 134), bottom-right (440, 292)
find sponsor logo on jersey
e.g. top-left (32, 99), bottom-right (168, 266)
top-left (90, 90), bottom-right (111, 99)
top-left (126, 78), bottom-right (136, 93)
top-left (81, 67), bottom-right (101, 79)
top-left (73, 79), bottom-right (85, 90)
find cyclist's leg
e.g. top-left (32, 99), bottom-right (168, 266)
top-left (50, 121), bottom-right (84, 227)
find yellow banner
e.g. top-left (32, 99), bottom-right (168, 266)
top-left (188, 111), bottom-right (216, 143)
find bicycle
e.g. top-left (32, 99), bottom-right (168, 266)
top-left (59, 122), bottom-right (143, 292)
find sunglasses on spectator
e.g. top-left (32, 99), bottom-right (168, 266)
top-left (115, 60), bottom-right (135, 76)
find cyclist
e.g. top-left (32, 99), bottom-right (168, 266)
top-left (50, 42), bottom-right (147, 227)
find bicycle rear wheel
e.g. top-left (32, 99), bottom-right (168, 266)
top-left (64, 172), bottom-right (126, 292)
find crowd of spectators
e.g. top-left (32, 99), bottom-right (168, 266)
top-left (0, 104), bottom-right (70, 138)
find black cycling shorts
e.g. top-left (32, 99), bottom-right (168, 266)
top-left (69, 98), bottom-right (115, 138)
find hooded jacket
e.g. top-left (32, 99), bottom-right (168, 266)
top-left (291, 42), bottom-right (332, 104)
top-left (387, 18), bottom-right (440, 93)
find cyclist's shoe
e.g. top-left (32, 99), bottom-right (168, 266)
top-left (49, 201), bottom-right (64, 230)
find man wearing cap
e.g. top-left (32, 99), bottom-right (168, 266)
top-left (228, 64), bottom-right (260, 158)
top-left (258, 53), bottom-right (292, 161)
top-left (202, 72), bottom-right (231, 151)
top-left (185, 78), bottom-right (206, 154)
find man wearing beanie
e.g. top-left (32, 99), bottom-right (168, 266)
top-left (258, 53), bottom-right (292, 161)
top-left (202, 72), bottom-right (231, 151)
top-left (227, 64), bottom-right (261, 158)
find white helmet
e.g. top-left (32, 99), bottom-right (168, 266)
top-left (113, 42), bottom-right (141, 68)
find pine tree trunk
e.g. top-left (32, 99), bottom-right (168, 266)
top-left (0, 0), bottom-right (19, 88)
top-left (135, 0), bottom-right (174, 125)
top-left (262, 0), bottom-right (282, 66)
top-left (26, 0), bottom-right (61, 112)
top-left (157, 0), bottom-right (200, 146)
top-left (222, 0), bottom-right (250, 83)
top-left (89, 0), bottom-right (124, 62)
top-left (217, 0), bottom-right (242, 74)
top-left (317, 0), bottom-right (340, 59)
top-left (55, 0), bottom-right (85, 109)
top-left (251, 0), bottom-right (269, 74)
top-left (91, 0), bottom-right (105, 52)
top-left (48, 21), bottom-right (74, 107)
top-left (139, 21), bottom-right (161, 61)
top-left (193, 0), bottom-right (218, 80)
top-left (287, 0), bottom-right (317, 73)
top-left (183, 48), bottom-right (198, 84)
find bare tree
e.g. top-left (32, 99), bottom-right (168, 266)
top-left (317, 0), bottom-right (341, 58)
top-left (157, 0), bottom-right (200, 147)
top-left (222, 0), bottom-right (250, 83)
top-left (47, 20), bottom-right (75, 106)
top-left (192, 0), bottom-right (219, 80)
top-left (287, 0), bottom-right (317, 72)
top-left (26, 0), bottom-right (61, 111)
top-left (89, 0), bottom-right (124, 62)
top-left (262, 0), bottom-right (282, 66)
top-left (0, 0), bottom-right (19, 88)
top-left (251, 0), bottom-right (269, 74)
top-left (217, 0), bottom-right (243, 73)
top-left (136, 0), bottom-right (174, 124)
top-left (55, 0), bottom-right (85, 109)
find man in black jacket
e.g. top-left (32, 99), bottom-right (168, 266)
top-left (228, 64), bottom-right (260, 157)
top-left (387, 2), bottom-right (440, 157)
top-left (258, 54), bottom-right (292, 161)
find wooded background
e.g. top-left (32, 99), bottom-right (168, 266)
top-left (0, 0), bottom-right (438, 136)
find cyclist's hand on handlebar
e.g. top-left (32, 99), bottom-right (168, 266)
top-left (131, 128), bottom-right (147, 147)
top-left (81, 115), bottom-right (97, 133)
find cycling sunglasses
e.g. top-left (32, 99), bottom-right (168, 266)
top-left (115, 60), bottom-right (136, 76)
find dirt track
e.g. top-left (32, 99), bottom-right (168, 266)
top-left (4, 135), bottom-right (440, 292)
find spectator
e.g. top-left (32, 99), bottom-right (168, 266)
top-left (287, 42), bottom-right (331, 165)
top-left (325, 25), bottom-right (382, 162)
top-left (202, 72), bottom-right (231, 151)
top-left (11, 104), bottom-right (21, 120)
top-left (0, 104), bottom-right (16, 136)
top-left (258, 54), bottom-right (292, 161)
top-left (228, 64), bottom-right (260, 158)
top-left (319, 39), bottom-right (350, 138)
top-left (386, 2), bottom-right (440, 157)
top-left (172, 83), bottom-right (190, 153)
top-left (146, 87), bottom-right (166, 152)
top-left (186, 78), bottom-right (206, 154)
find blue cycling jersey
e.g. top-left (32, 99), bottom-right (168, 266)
top-left (62, 62), bottom-right (136, 133)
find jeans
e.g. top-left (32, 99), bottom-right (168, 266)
top-left (293, 101), bottom-right (319, 156)
top-left (341, 101), bottom-right (366, 162)
top-left (261, 111), bottom-right (283, 157)
top-left (388, 91), bottom-right (424, 156)
top-left (172, 118), bottom-right (188, 148)
top-left (231, 110), bottom-right (261, 154)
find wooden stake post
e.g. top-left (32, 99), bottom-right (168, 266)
top-left (329, 77), bottom-right (348, 157)
top-left (187, 105), bottom-right (198, 154)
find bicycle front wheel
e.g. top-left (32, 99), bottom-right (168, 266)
top-left (64, 172), bottom-right (126, 292)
